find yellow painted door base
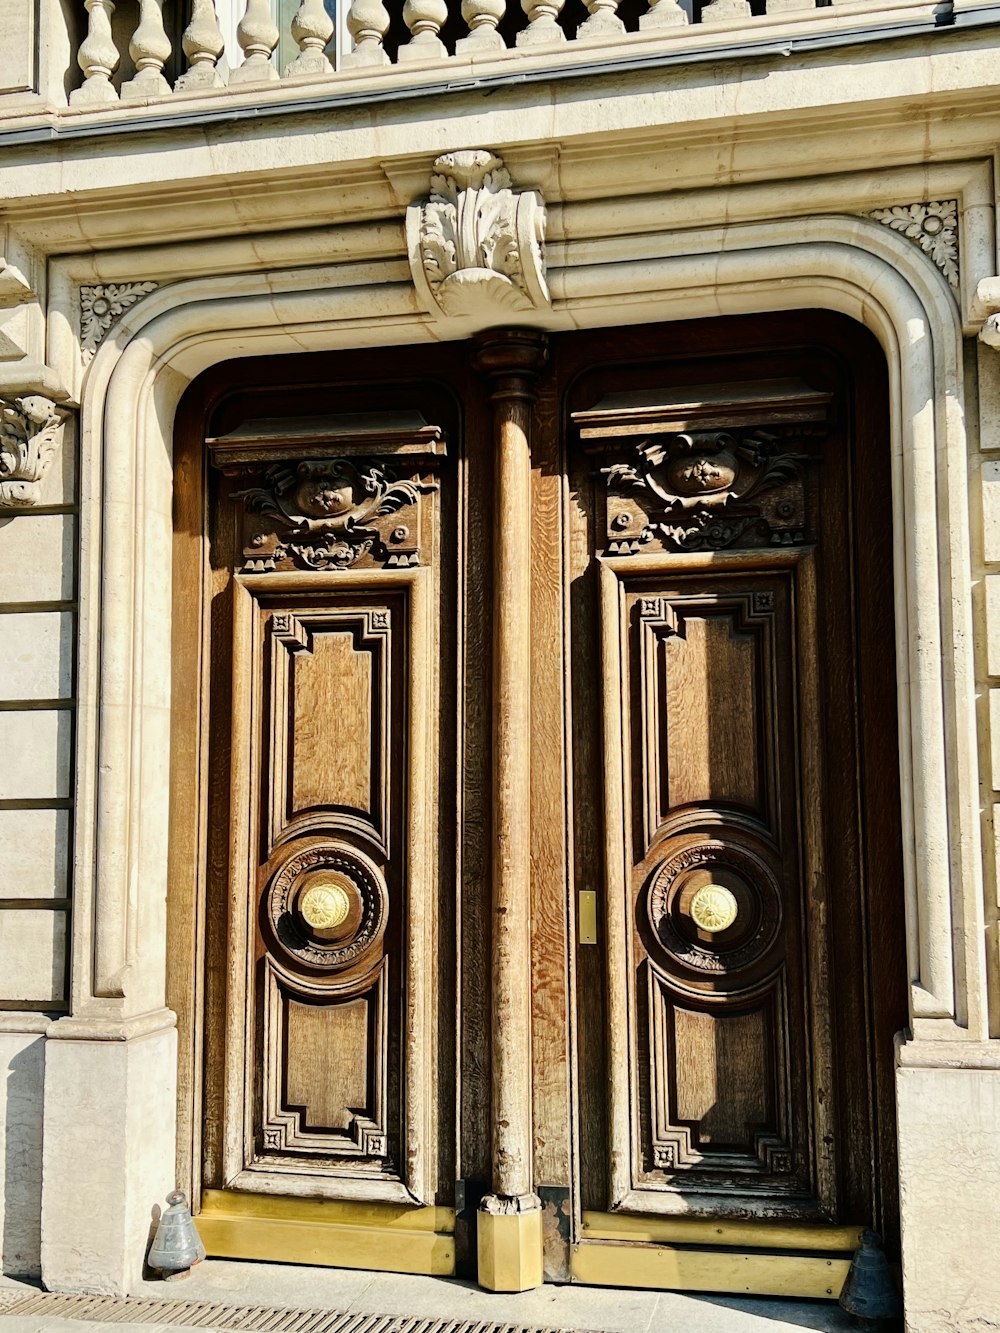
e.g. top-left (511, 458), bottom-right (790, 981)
top-left (477, 1204), bottom-right (543, 1292)
top-left (571, 1212), bottom-right (860, 1299)
top-left (197, 1190), bottom-right (456, 1276)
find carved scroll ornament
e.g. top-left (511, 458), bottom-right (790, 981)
top-left (603, 427), bottom-right (815, 553)
top-left (0, 395), bottom-right (68, 508)
top-left (406, 150), bottom-right (549, 320)
top-left (235, 456), bottom-right (436, 572)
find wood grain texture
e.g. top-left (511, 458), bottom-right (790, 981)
top-left (170, 352), bottom-right (461, 1238)
top-left (528, 357), bottom-right (573, 1195)
top-left (288, 629), bottom-right (374, 820)
top-left (167, 317), bottom-right (907, 1286)
top-left (561, 313), bottom-right (907, 1243)
top-left (661, 616), bottom-right (759, 814)
top-left (472, 329), bottom-right (548, 1203)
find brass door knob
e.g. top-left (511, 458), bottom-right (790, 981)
top-left (689, 883), bottom-right (739, 933)
top-left (298, 877), bottom-right (352, 935)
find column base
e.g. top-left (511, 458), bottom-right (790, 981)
top-left (40, 1013), bottom-right (177, 1295)
top-left (477, 1194), bottom-right (543, 1292)
top-left (896, 1054), bottom-right (1000, 1332)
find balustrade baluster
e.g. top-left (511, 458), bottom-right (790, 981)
top-left (699, 0), bottom-right (751, 20)
top-left (286, 0), bottom-right (335, 75)
top-left (343, 0), bottom-right (391, 64)
top-left (399, 0), bottom-right (450, 61)
top-left (639, 0), bottom-right (687, 27)
top-left (231, 0), bottom-right (280, 83)
top-left (456, 0), bottom-right (506, 52)
top-left (577, 0), bottom-right (624, 39)
top-left (516, 0), bottom-right (566, 45)
top-left (71, 0), bottom-right (120, 104)
top-left (175, 0), bottom-right (225, 90)
top-left (120, 0), bottom-right (172, 100)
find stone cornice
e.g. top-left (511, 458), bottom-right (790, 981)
top-left (2, 49), bottom-right (1000, 252)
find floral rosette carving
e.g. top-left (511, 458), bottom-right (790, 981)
top-left (80, 281), bottom-right (158, 360)
top-left (868, 200), bottom-right (959, 291)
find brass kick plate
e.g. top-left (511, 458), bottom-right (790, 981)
top-left (579, 890), bottom-right (598, 945)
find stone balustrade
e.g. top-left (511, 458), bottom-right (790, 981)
top-left (56, 0), bottom-right (909, 110)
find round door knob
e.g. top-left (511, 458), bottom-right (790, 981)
top-left (689, 883), bottom-right (739, 933)
top-left (298, 877), bottom-right (352, 936)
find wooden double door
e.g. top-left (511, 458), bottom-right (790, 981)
top-left (169, 312), bottom-right (907, 1295)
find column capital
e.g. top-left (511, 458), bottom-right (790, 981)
top-left (471, 327), bottom-right (549, 400)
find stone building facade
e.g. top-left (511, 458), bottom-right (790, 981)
top-left (1, 2), bottom-right (1000, 1329)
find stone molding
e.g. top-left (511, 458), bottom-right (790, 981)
top-left (71, 215), bottom-right (978, 1041)
top-left (80, 282), bottom-right (159, 361)
top-left (0, 395), bottom-right (68, 508)
top-left (406, 150), bottom-right (549, 321)
top-left (867, 200), bottom-right (960, 291)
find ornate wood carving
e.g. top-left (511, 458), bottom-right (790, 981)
top-left (202, 403), bottom-right (445, 1206)
top-left (235, 459), bottom-right (435, 571)
top-left (210, 410), bottom-right (444, 573)
top-left (598, 565), bottom-right (826, 1216)
top-left (603, 428), bottom-right (814, 552)
top-left (634, 585), bottom-right (804, 1195)
top-left (574, 378), bottom-right (830, 555)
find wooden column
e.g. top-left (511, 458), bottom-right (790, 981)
top-left (472, 327), bottom-right (548, 1292)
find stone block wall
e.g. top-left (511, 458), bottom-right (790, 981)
top-left (0, 412), bottom-right (77, 1276)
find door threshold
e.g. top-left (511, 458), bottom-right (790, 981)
top-left (0, 1262), bottom-right (860, 1333)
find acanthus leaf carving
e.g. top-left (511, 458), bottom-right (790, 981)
top-left (0, 395), bottom-right (68, 508)
top-left (603, 427), bottom-right (818, 553)
top-left (80, 281), bottom-right (159, 361)
top-left (235, 456), bottom-right (436, 572)
top-left (867, 200), bottom-right (959, 291)
top-left (406, 149), bottom-right (549, 320)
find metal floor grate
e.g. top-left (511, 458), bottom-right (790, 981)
top-left (0, 1292), bottom-right (585, 1333)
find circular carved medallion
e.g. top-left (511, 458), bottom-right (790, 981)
top-left (265, 841), bottom-right (387, 973)
top-left (647, 840), bottom-right (781, 977)
top-left (690, 883), bottom-right (739, 933)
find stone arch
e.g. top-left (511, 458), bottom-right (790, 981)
top-left (44, 212), bottom-right (983, 1293)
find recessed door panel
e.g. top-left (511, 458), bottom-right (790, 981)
top-left (198, 410), bottom-right (447, 1217)
top-left (607, 563), bottom-right (821, 1216)
top-left (563, 322), bottom-right (908, 1280)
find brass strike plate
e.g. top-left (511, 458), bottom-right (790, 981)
top-left (578, 890), bottom-right (598, 945)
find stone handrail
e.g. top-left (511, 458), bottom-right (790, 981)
top-left (66, 0), bottom-right (900, 108)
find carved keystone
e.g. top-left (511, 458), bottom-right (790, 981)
top-left (406, 150), bottom-right (549, 321)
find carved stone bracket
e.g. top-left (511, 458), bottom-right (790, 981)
top-left (406, 150), bottom-right (549, 321)
top-left (80, 282), bottom-right (159, 361)
top-left (0, 395), bottom-right (69, 508)
top-left (867, 200), bottom-right (959, 291)
top-left (573, 378), bottom-right (830, 554)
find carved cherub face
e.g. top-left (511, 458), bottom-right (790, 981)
top-left (643, 432), bottom-right (740, 506)
top-left (292, 463), bottom-right (357, 520)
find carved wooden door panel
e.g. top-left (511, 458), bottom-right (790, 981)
top-left (188, 397), bottom-right (457, 1269)
top-left (562, 318), bottom-right (908, 1289)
